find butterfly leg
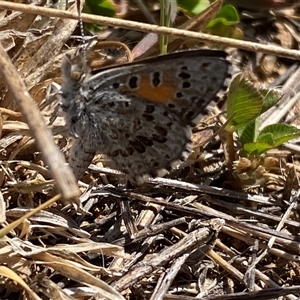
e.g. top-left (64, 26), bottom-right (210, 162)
top-left (69, 139), bottom-right (96, 180)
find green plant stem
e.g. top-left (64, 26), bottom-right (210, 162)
top-left (226, 131), bottom-right (235, 179)
top-left (159, 0), bottom-right (171, 54)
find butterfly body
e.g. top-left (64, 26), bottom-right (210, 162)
top-left (60, 50), bottom-right (231, 183)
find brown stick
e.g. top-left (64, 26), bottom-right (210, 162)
top-left (0, 42), bottom-right (81, 207)
top-left (0, 2), bottom-right (300, 60)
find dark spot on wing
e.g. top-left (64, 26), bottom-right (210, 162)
top-left (185, 111), bottom-right (196, 120)
top-left (176, 92), bottom-right (183, 98)
top-left (112, 82), bottom-right (120, 89)
top-left (152, 134), bottom-right (167, 143)
top-left (154, 125), bottom-right (168, 136)
top-left (129, 139), bottom-right (146, 153)
top-left (136, 136), bottom-right (153, 146)
top-left (153, 161), bottom-right (159, 167)
top-left (127, 146), bottom-right (134, 155)
top-left (142, 114), bottom-right (154, 121)
top-left (178, 72), bottom-right (191, 79)
top-left (182, 82), bottom-right (191, 89)
top-left (152, 72), bottom-right (161, 87)
top-left (112, 149), bottom-right (128, 157)
top-left (128, 76), bottom-right (138, 89)
top-left (145, 104), bottom-right (155, 113)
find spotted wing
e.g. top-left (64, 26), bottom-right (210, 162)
top-left (85, 49), bottom-right (232, 125)
top-left (66, 91), bottom-right (193, 182)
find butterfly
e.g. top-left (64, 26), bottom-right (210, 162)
top-left (59, 49), bottom-right (231, 183)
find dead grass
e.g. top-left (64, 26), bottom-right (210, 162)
top-left (1, 1), bottom-right (300, 299)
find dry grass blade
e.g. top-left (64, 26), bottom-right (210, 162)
top-left (112, 219), bottom-right (224, 291)
top-left (0, 42), bottom-right (81, 206)
top-left (0, 195), bottom-right (60, 238)
top-left (0, 191), bottom-right (5, 223)
top-left (163, 285), bottom-right (300, 299)
top-left (1, 1), bottom-right (300, 299)
top-left (0, 266), bottom-right (41, 300)
top-left (33, 258), bottom-right (126, 300)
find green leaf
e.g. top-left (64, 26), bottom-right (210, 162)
top-left (243, 142), bottom-right (274, 155)
top-left (226, 74), bottom-right (263, 132)
top-left (205, 5), bottom-right (241, 38)
top-left (177, 0), bottom-right (210, 15)
top-left (83, 0), bottom-right (116, 31)
top-left (206, 5), bottom-right (239, 28)
top-left (260, 89), bottom-right (281, 114)
top-left (256, 132), bottom-right (274, 145)
top-left (84, 0), bottom-right (116, 17)
top-left (238, 119), bottom-right (259, 145)
top-left (244, 124), bottom-right (300, 154)
top-left (257, 124), bottom-right (300, 146)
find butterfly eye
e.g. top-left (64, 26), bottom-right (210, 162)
top-left (70, 70), bottom-right (83, 83)
top-left (62, 52), bottom-right (89, 85)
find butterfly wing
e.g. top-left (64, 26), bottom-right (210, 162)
top-left (61, 50), bottom-right (231, 181)
top-left (66, 91), bottom-right (192, 182)
top-left (84, 49), bottom-right (232, 124)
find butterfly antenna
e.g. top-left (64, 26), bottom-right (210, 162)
top-left (76, 0), bottom-right (87, 61)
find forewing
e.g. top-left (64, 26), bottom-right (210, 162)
top-left (84, 49), bottom-right (232, 124)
